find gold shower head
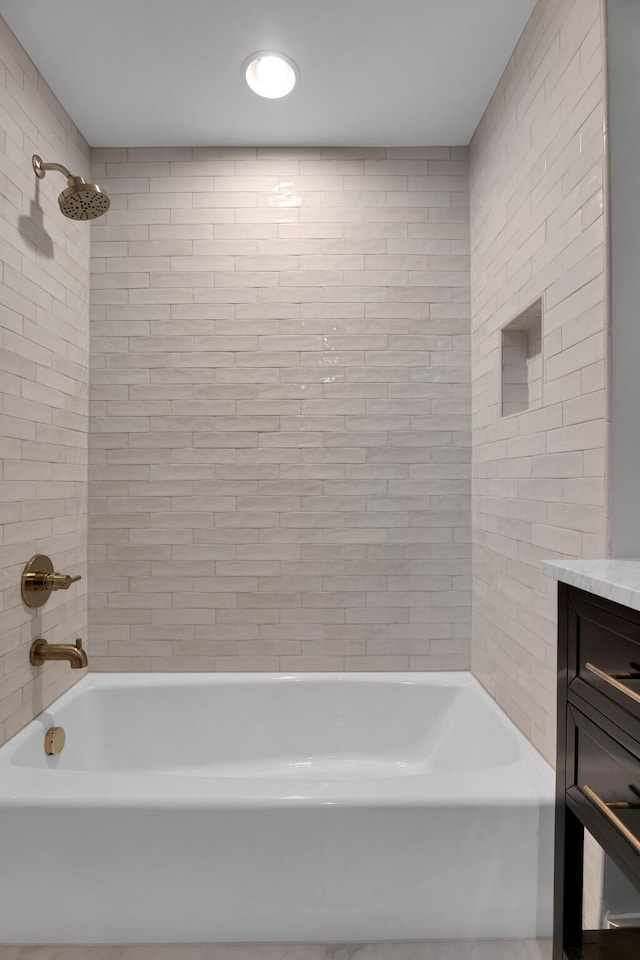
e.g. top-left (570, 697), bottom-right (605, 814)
top-left (32, 155), bottom-right (110, 221)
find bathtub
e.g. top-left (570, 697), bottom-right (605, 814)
top-left (0, 672), bottom-right (553, 944)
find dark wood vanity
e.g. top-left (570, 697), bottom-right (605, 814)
top-left (554, 581), bottom-right (640, 959)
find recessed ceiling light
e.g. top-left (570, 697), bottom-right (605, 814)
top-left (244, 52), bottom-right (298, 99)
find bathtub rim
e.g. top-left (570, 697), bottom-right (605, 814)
top-left (0, 670), bottom-right (554, 808)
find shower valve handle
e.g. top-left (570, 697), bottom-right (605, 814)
top-left (41, 572), bottom-right (82, 591)
top-left (21, 555), bottom-right (82, 609)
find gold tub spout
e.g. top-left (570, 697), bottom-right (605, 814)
top-left (30, 639), bottom-right (88, 670)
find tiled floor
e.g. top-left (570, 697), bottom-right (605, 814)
top-left (0, 940), bottom-right (553, 960)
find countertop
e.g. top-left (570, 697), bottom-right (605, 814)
top-left (542, 559), bottom-right (640, 613)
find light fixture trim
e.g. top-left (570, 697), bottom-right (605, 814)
top-left (243, 51), bottom-right (298, 99)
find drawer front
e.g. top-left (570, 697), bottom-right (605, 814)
top-left (569, 705), bottom-right (640, 885)
top-left (569, 590), bottom-right (640, 723)
top-left (573, 706), bottom-right (640, 800)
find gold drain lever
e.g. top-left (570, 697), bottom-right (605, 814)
top-left (21, 554), bottom-right (81, 608)
top-left (44, 727), bottom-right (66, 756)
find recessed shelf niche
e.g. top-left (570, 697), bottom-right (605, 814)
top-left (501, 300), bottom-right (542, 416)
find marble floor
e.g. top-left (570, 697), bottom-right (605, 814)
top-left (0, 940), bottom-right (553, 960)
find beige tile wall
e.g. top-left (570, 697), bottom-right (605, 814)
top-left (469, 0), bottom-right (609, 764)
top-left (88, 147), bottom-right (471, 672)
top-left (0, 19), bottom-right (90, 747)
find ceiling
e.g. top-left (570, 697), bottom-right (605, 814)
top-left (0, 0), bottom-right (537, 147)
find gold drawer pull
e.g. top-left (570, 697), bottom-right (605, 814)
top-left (585, 662), bottom-right (640, 705)
top-left (583, 785), bottom-right (640, 855)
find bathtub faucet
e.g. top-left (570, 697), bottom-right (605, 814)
top-left (30, 638), bottom-right (88, 670)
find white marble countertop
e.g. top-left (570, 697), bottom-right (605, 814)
top-left (542, 559), bottom-right (640, 612)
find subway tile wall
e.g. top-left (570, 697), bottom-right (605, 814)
top-left (0, 19), bottom-right (90, 746)
top-left (469, 0), bottom-right (608, 765)
top-left (89, 147), bottom-right (471, 672)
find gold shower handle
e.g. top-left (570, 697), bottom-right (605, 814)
top-left (42, 572), bottom-right (81, 590)
top-left (21, 555), bottom-right (82, 608)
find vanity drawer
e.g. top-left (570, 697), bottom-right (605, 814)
top-left (568, 704), bottom-right (640, 888)
top-left (568, 590), bottom-right (640, 724)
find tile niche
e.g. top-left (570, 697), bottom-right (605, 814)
top-left (500, 299), bottom-right (543, 417)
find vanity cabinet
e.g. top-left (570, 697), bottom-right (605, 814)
top-left (554, 582), bottom-right (640, 959)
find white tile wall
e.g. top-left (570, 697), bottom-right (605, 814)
top-left (583, 830), bottom-right (605, 929)
top-left (0, 19), bottom-right (90, 747)
top-left (89, 147), bottom-right (471, 672)
top-left (469, 0), bottom-right (609, 765)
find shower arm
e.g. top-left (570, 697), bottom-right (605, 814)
top-left (32, 155), bottom-right (74, 182)
top-left (29, 154), bottom-right (110, 221)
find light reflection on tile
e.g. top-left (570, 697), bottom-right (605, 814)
top-left (89, 144), bottom-right (471, 674)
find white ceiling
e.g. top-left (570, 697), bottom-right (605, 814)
top-left (0, 0), bottom-right (537, 147)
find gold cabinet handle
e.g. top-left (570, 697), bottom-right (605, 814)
top-left (583, 784), bottom-right (640, 855)
top-left (584, 662), bottom-right (640, 705)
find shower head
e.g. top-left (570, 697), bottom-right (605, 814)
top-left (57, 178), bottom-right (110, 220)
top-left (32, 155), bottom-right (110, 221)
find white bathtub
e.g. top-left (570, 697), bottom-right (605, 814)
top-left (0, 672), bottom-right (553, 944)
